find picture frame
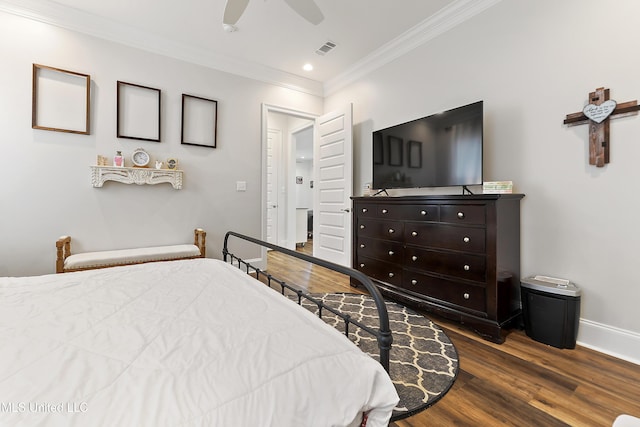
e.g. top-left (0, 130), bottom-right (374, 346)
top-left (32, 64), bottom-right (91, 135)
top-left (166, 158), bottom-right (178, 170)
top-left (181, 94), bottom-right (218, 148)
top-left (117, 81), bottom-right (161, 142)
top-left (296, 176), bottom-right (303, 184)
top-left (388, 135), bottom-right (403, 166)
top-left (408, 140), bottom-right (422, 168)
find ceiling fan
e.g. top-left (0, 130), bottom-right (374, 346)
top-left (223, 0), bottom-right (324, 27)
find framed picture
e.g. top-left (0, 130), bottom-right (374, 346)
top-left (388, 136), bottom-right (403, 166)
top-left (32, 64), bottom-right (91, 134)
top-left (117, 81), bottom-right (161, 142)
top-left (296, 176), bottom-right (303, 184)
top-left (408, 140), bottom-right (422, 168)
top-left (166, 158), bottom-right (178, 170)
top-left (181, 94), bottom-right (218, 148)
top-left (373, 132), bottom-right (384, 165)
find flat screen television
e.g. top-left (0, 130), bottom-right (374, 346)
top-left (372, 101), bottom-right (483, 190)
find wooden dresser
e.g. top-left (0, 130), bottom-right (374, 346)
top-left (351, 194), bottom-right (524, 343)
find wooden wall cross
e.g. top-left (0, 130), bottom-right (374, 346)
top-left (564, 87), bottom-right (639, 167)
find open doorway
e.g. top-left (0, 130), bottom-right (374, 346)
top-left (293, 123), bottom-right (314, 253)
top-left (262, 104), bottom-right (354, 267)
top-left (262, 104), bottom-right (316, 257)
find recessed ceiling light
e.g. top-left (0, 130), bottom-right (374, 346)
top-left (303, 63), bottom-right (313, 71)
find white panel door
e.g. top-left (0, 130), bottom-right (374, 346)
top-left (313, 105), bottom-right (353, 266)
top-left (266, 129), bottom-right (281, 244)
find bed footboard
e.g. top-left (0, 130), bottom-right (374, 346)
top-left (222, 231), bottom-right (392, 373)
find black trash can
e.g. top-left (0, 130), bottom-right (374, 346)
top-left (521, 276), bottom-right (581, 349)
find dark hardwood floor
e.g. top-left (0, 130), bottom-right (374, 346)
top-left (264, 240), bottom-right (640, 427)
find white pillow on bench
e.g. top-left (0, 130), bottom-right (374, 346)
top-left (64, 244), bottom-right (202, 270)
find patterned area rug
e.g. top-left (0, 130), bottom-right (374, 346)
top-left (290, 293), bottom-right (459, 421)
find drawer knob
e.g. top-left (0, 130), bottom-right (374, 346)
top-left (457, 212), bottom-right (465, 219)
top-left (463, 236), bottom-right (470, 243)
top-left (362, 208), bottom-right (368, 213)
top-left (420, 210), bottom-right (427, 216)
top-left (382, 209), bottom-right (388, 214)
top-left (463, 264), bottom-right (470, 271)
top-left (388, 250), bottom-right (395, 256)
top-left (360, 225), bottom-right (365, 229)
top-left (463, 293), bottom-right (470, 300)
top-left (388, 272), bottom-right (394, 278)
top-left (411, 231), bottom-right (418, 237)
top-left (360, 263), bottom-right (365, 268)
top-left (411, 279), bottom-right (418, 285)
top-left (388, 228), bottom-right (395, 234)
top-left (360, 244), bottom-right (365, 248)
top-left (412, 256), bottom-right (418, 261)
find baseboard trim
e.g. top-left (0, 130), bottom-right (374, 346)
top-left (577, 319), bottom-right (640, 366)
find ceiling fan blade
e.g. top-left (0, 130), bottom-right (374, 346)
top-left (282, 0), bottom-right (324, 25)
top-left (223, 0), bottom-right (250, 25)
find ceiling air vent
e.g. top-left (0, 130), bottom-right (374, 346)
top-left (315, 40), bottom-right (337, 56)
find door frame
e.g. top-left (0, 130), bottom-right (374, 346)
top-left (266, 128), bottom-right (282, 246)
top-left (261, 104), bottom-right (317, 265)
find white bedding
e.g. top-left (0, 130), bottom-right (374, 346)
top-left (0, 259), bottom-right (398, 427)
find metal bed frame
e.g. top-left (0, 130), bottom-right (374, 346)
top-left (223, 231), bottom-right (392, 373)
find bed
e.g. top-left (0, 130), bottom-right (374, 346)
top-left (0, 233), bottom-right (399, 426)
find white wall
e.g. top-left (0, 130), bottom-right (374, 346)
top-left (0, 11), bottom-right (322, 276)
top-left (295, 160), bottom-right (313, 209)
top-left (325, 0), bottom-right (640, 362)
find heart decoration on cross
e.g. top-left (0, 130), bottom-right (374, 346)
top-left (583, 100), bottom-right (617, 123)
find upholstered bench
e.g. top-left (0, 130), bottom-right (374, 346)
top-left (56, 229), bottom-right (206, 273)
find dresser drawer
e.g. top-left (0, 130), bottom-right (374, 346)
top-left (357, 218), bottom-right (404, 241)
top-left (357, 237), bottom-right (404, 263)
top-left (441, 204), bottom-right (486, 225)
top-left (355, 256), bottom-right (402, 286)
top-left (402, 272), bottom-right (486, 313)
top-left (355, 203), bottom-right (405, 219)
top-left (405, 223), bottom-right (486, 253)
top-left (401, 204), bottom-right (440, 222)
top-left (405, 247), bottom-right (486, 282)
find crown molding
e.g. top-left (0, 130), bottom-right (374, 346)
top-left (323, 0), bottom-right (503, 96)
top-left (0, 0), bottom-right (323, 96)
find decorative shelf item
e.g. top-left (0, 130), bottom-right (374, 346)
top-left (90, 165), bottom-right (183, 189)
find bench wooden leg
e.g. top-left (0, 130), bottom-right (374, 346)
top-left (194, 228), bottom-right (206, 258)
top-left (56, 236), bottom-right (71, 273)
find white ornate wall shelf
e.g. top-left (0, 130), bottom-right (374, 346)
top-left (90, 166), bottom-right (183, 189)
